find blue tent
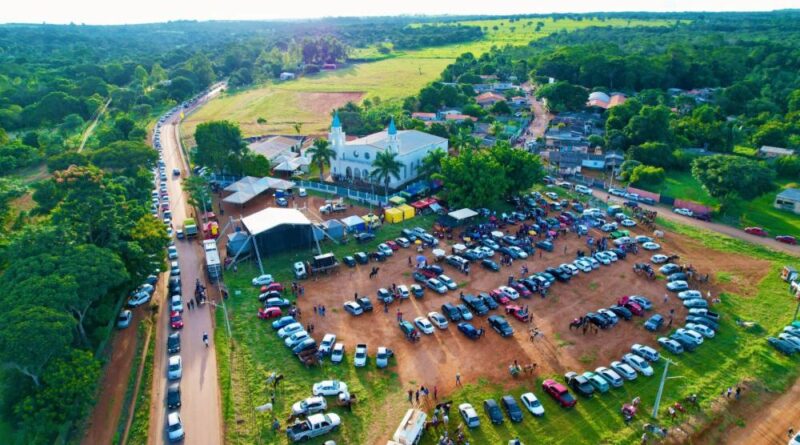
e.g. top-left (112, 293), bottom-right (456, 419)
top-left (322, 219), bottom-right (345, 240)
top-left (341, 215), bottom-right (366, 233)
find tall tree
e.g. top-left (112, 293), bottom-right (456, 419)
top-left (692, 155), bottom-right (775, 200)
top-left (436, 148), bottom-right (508, 208)
top-left (370, 150), bottom-right (404, 196)
top-left (194, 120), bottom-right (246, 174)
top-left (419, 148), bottom-right (447, 178)
top-left (306, 138), bottom-right (336, 181)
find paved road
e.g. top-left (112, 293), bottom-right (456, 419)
top-left (148, 85), bottom-right (226, 445)
top-left (591, 189), bottom-right (799, 256)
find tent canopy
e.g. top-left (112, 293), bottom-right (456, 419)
top-left (341, 215), bottom-right (366, 232)
top-left (223, 176), bottom-right (296, 205)
top-left (384, 207), bottom-right (404, 224)
top-left (448, 208), bottom-right (478, 221)
top-left (388, 196), bottom-right (406, 205)
top-left (398, 204), bottom-right (415, 219)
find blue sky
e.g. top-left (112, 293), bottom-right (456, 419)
top-left (4, 0), bottom-right (797, 25)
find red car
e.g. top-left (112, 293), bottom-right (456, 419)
top-left (776, 235), bottom-right (798, 245)
top-left (260, 282), bottom-right (285, 294)
top-left (504, 304), bottom-right (531, 322)
top-left (385, 240), bottom-right (399, 251)
top-left (490, 288), bottom-right (510, 305)
top-left (744, 227), bottom-right (768, 237)
top-left (617, 296), bottom-right (644, 316)
top-left (258, 307), bottom-right (282, 320)
top-left (542, 379), bottom-right (577, 408)
top-left (418, 268), bottom-right (440, 279)
top-left (170, 311), bottom-right (184, 329)
top-left (510, 282), bottom-right (533, 298)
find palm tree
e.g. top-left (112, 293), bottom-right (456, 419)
top-left (452, 128), bottom-right (477, 152)
top-left (419, 148), bottom-right (446, 178)
top-left (490, 121), bottom-right (504, 137)
top-left (306, 138), bottom-right (336, 181)
top-left (370, 150), bottom-right (404, 196)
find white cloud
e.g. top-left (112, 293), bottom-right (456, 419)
top-left (3, 0), bottom-right (796, 25)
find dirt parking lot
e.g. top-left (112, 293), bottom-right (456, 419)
top-left (284, 219), bottom-right (770, 395)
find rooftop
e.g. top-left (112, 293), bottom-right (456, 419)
top-left (248, 135), bottom-right (303, 160)
top-left (777, 188), bottom-right (800, 202)
top-left (242, 208), bottom-right (311, 236)
top-left (347, 130), bottom-right (446, 155)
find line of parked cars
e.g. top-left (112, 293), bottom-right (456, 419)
top-left (286, 381), bottom-right (347, 442)
top-left (768, 322), bottom-right (800, 355)
top-left (458, 391), bottom-right (545, 430)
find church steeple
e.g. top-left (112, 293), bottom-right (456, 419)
top-left (332, 112), bottom-right (341, 129)
top-left (388, 117), bottom-right (396, 135)
top-left (387, 117), bottom-right (399, 154)
top-left (329, 111), bottom-right (344, 148)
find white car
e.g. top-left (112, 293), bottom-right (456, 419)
top-left (426, 278), bottom-right (447, 294)
top-left (499, 286), bottom-right (520, 300)
top-left (520, 392), bottom-right (545, 416)
top-left (167, 245), bottom-right (178, 260)
top-left (560, 263), bottom-right (580, 275)
top-left (414, 316), bottom-right (435, 334)
top-left (545, 191), bottom-right (559, 200)
top-left (117, 310), bottom-right (133, 329)
top-left (622, 353), bottom-right (654, 377)
top-left (127, 291), bottom-right (151, 307)
top-left (603, 250), bottom-right (619, 262)
top-left (166, 412), bottom-right (185, 443)
top-left (298, 188), bottom-right (308, 197)
top-left (586, 257), bottom-right (600, 269)
top-left (685, 323), bottom-right (715, 338)
top-left (278, 322), bottom-right (304, 339)
top-left (573, 259), bottom-right (593, 273)
top-left (676, 328), bottom-right (704, 345)
top-left (344, 301), bottom-right (364, 316)
top-left (509, 246), bottom-right (528, 259)
top-left (458, 403), bottom-right (480, 428)
top-left (779, 333), bottom-right (800, 349)
top-left (650, 254), bottom-right (669, 264)
top-left (613, 237), bottom-right (633, 246)
top-left (330, 343), bottom-right (345, 364)
top-left (610, 360), bottom-right (638, 381)
top-left (595, 366), bottom-right (624, 388)
top-left (319, 333), bottom-right (337, 355)
top-left (438, 274), bottom-right (458, 290)
top-left (677, 290), bottom-right (703, 300)
top-left (167, 355), bottom-right (182, 380)
top-left (252, 274), bottom-right (274, 286)
top-left (376, 346), bottom-right (392, 368)
top-left (674, 207), bottom-right (694, 217)
top-left (170, 295), bottom-right (183, 313)
top-left (621, 219), bottom-right (636, 227)
top-left (631, 344), bottom-right (660, 362)
top-left (575, 185), bottom-right (592, 195)
top-left (291, 396), bottom-right (327, 416)
top-left (594, 252), bottom-right (612, 265)
top-left (642, 242), bottom-right (661, 251)
top-left (397, 285), bottom-right (410, 299)
top-left (476, 246), bottom-right (495, 257)
top-left (312, 380), bottom-right (349, 397)
top-left (354, 344), bottom-right (368, 367)
top-left (285, 331), bottom-right (310, 348)
top-left (377, 243), bottom-right (393, 256)
top-left (428, 312), bottom-right (449, 329)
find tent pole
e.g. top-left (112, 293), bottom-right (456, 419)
top-left (251, 234), bottom-right (265, 275)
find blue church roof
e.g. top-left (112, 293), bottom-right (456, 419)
top-left (332, 112), bottom-right (341, 128)
top-left (388, 117), bottom-right (397, 135)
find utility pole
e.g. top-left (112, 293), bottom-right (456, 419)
top-left (652, 358), bottom-right (681, 419)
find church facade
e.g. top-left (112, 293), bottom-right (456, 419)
top-left (328, 114), bottom-right (448, 189)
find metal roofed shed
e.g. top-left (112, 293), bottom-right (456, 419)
top-left (223, 176), bottom-right (296, 205)
top-left (321, 219), bottom-right (345, 240)
top-left (241, 208), bottom-right (313, 256)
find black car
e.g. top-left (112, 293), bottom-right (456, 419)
top-left (423, 264), bottom-right (444, 275)
top-left (479, 292), bottom-right (499, 310)
top-left (768, 337), bottom-right (798, 355)
top-left (412, 271), bottom-right (428, 283)
top-left (520, 278), bottom-right (539, 292)
top-left (609, 305), bottom-right (633, 321)
top-left (612, 248), bottom-right (627, 260)
top-left (536, 240), bottom-right (554, 252)
top-left (667, 272), bottom-right (688, 282)
top-left (167, 332), bottom-right (181, 354)
top-left (461, 294), bottom-right (489, 316)
top-left (545, 267), bottom-right (571, 282)
top-left (355, 233), bottom-right (376, 243)
top-left (488, 315), bottom-right (514, 337)
top-left (258, 290), bottom-right (281, 302)
top-left (483, 399), bottom-right (504, 424)
top-left (354, 252), bottom-right (369, 264)
top-left (357, 296), bottom-right (373, 312)
top-left (457, 322), bottom-right (481, 339)
top-left (343, 256), bottom-right (356, 267)
top-left (670, 334), bottom-right (698, 352)
top-left (565, 373), bottom-right (594, 397)
top-left (145, 274), bottom-right (159, 286)
top-left (441, 303), bottom-right (462, 322)
top-left (585, 312), bottom-right (611, 329)
top-left (501, 396), bottom-right (523, 422)
top-left (373, 251), bottom-right (387, 262)
top-left (481, 259), bottom-right (500, 271)
top-left (167, 383), bottom-right (181, 409)
top-left (168, 276), bottom-right (181, 294)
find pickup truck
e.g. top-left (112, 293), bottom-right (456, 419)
top-left (286, 413), bottom-right (341, 442)
top-left (319, 203), bottom-right (348, 214)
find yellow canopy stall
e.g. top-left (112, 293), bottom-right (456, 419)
top-left (362, 213), bottom-right (381, 228)
top-left (397, 204), bottom-right (416, 220)
top-left (383, 208), bottom-right (404, 224)
top-left (388, 196), bottom-right (406, 206)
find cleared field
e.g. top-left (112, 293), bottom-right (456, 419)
top-left (214, 190), bottom-right (799, 445)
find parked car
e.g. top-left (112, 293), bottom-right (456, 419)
top-left (285, 331), bottom-right (311, 348)
top-left (117, 310), bottom-right (133, 328)
top-left (480, 292), bottom-right (499, 310)
top-left (441, 303), bottom-right (461, 322)
top-left (312, 380), bottom-right (349, 397)
top-left (410, 284), bottom-right (424, 298)
top-left (483, 399), bottom-right (504, 424)
top-left (488, 315), bottom-right (514, 337)
top-left (319, 334), bottom-right (336, 356)
top-left (414, 317), bottom-right (435, 335)
top-left (272, 316), bottom-right (296, 330)
top-left (595, 367), bottom-right (624, 388)
top-left (610, 361), bottom-right (638, 380)
top-left (685, 323), bottom-right (715, 338)
top-left (354, 344), bottom-right (368, 367)
top-left (776, 235), bottom-right (798, 245)
top-left (482, 258), bottom-right (500, 271)
top-left (632, 344), bottom-right (660, 362)
top-left (768, 336), bottom-right (799, 355)
top-left (684, 298), bottom-right (709, 309)
top-left (609, 305), bottom-right (633, 321)
top-left (676, 328), bottom-right (705, 345)
top-left (279, 322), bottom-right (305, 338)
top-left (564, 372), bottom-right (594, 397)
top-left (167, 355), bottom-right (182, 380)
top-left (678, 290), bottom-right (703, 300)
top-left (457, 322), bottom-right (481, 339)
top-left (356, 296), bottom-right (373, 312)
top-left (456, 304), bottom-right (473, 321)
top-left (501, 395), bottom-right (523, 422)
top-left (644, 314), bottom-right (664, 331)
top-left (582, 371), bottom-right (610, 393)
top-left (438, 275), bottom-right (458, 290)
top-left (642, 242), bottom-right (661, 251)
top-left (330, 343), bottom-right (345, 364)
top-left (167, 383), bottom-right (182, 409)
top-left (292, 396), bottom-right (327, 416)
top-left (169, 311), bottom-right (183, 329)
top-left (428, 311), bottom-right (449, 329)
top-left (667, 280), bottom-right (690, 292)
top-left (458, 403), bottom-right (481, 428)
top-left (673, 208), bottom-right (693, 216)
top-left (744, 227), bottom-right (768, 237)
top-left (520, 392), bottom-right (545, 416)
top-left (166, 412), bottom-right (185, 443)
top-left (426, 278), bottom-right (448, 294)
top-left (542, 379), bottom-right (577, 408)
top-left (343, 256), bottom-right (356, 267)
top-left (622, 353), bottom-right (653, 376)
top-left (252, 274), bottom-right (274, 286)
top-left (658, 337), bottom-right (685, 354)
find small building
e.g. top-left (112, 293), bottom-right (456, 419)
top-left (509, 96), bottom-right (528, 107)
top-left (248, 135), bottom-right (305, 161)
top-left (411, 112), bottom-right (437, 122)
top-left (279, 72), bottom-right (296, 81)
top-left (322, 63), bottom-right (337, 70)
top-left (759, 146), bottom-right (795, 159)
top-left (443, 114), bottom-right (477, 123)
top-left (775, 188), bottom-right (800, 215)
top-left (475, 92), bottom-right (506, 108)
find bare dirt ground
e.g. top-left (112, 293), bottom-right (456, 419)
top-left (242, 216), bottom-right (769, 399)
top-left (296, 91), bottom-right (364, 121)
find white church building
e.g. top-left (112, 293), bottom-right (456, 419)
top-left (328, 113), bottom-right (448, 189)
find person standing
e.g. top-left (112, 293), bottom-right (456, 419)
top-left (455, 372), bottom-right (462, 386)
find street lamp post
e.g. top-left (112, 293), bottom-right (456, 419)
top-left (652, 358), bottom-right (681, 419)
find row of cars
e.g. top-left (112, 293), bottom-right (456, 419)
top-left (284, 381), bottom-right (346, 442)
top-left (457, 392), bottom-right (544, 429)
top-left (768, 322), bottom-right (800, 355)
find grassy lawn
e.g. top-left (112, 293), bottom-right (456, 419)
top-left (217, 209), bottom-right (800, 444)
top-left (640, 171), bottom-right (719, 208)
top-left (127, 324), bottom-right (156, 445)
top-left (736, 180), bottom-right (800, 236)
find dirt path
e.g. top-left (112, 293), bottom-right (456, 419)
top-left (520, 82), bottom-right (552, 144)
top-left (120, 324), bottom-right (153, 444)
top-left (80, 309), bottom-right (143, 445)
top-left (592, 189), bottom-right (800, 256)
top-left (78, 98), bottom-right (111, 152)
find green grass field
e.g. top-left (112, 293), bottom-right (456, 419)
top-left (215, 207), bottom-right (800, 444)
top-left (737, 181), bottom-right (800, 236)
top-left (639, 171), bottom-right (719, 208)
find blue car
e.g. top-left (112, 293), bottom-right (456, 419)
top-left (272, 316), bottom-right (296, 330)
top-left (458, 322), bottom-right (481, 340)
top-left (644, 314), bottom-right (664, 332)
top-left (276, 197), bottom-right (289, 207)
